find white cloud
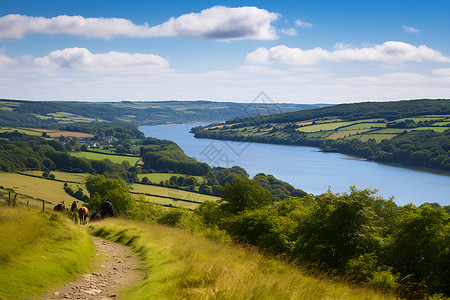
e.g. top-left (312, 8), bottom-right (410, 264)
top-left (402, 25), bottom-right (420, 33)
top-left (280, 28), bottom-right (297, 36)
top-left (295, 19), bottom-right (313, 28)
top-left (0, 53), bottom-right (17, 67)
top-left (246, 41), bottom-right (450, 66)
top-left (432, 68), bottom-right (450, 76)
top-left (146, 6), bottom-right (279, 40)
top-left (0, 6), bottom-right (278, 41)
top-left (333, 42), bottom-right (353, 50)
top-left (34, 48), bottom-right (169, 71)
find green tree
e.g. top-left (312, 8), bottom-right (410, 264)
top-left (86, 175), bottom-right (134, 215)
top-left (387, 205), bottom-right (450, 294)
top-left (294, 187), bottom-right (381, 270)
top-left (220, 178), bottom-right (275, 214)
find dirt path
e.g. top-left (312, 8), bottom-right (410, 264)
top-left (42, 237), bottom-right (145, 300)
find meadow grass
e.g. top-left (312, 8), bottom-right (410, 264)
top-left (70, 151), bottom-right (140, 165)
top-left (0, 207), bottom-right (95, 299)
top-left (358, 134), bottom-right (397, 142)
top-left (432, 121), bottom-right (450, 126)
top-left (296, 121), bottom-right (358, 132)
top-left (341, 123), bottom-right (386, 130)
top-left (137, 173), bottom-right (205, 184)
top-left (0, 127), bottom-right (42, 136)
top-left (21, 170), bottom-right (89, 184)
top-left (89, 219), bottom-right (394, 300)
top-left (393, 116), bottom-right (447, 122)
top-left (326, 129), bottom-right (371, 140)
top-left (0, 173), bottom-right (79, 206)
top-left (411, 127), bottom-right (449, 133)
top-left (129, 183), bottom-right (220, 203)
top-left (139, 194), bottom-right (200, 209)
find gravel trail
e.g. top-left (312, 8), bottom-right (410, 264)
top-left (42, 237), bottom-right (144, 300)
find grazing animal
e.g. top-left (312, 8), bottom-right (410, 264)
top-left (101, 198), bottom-right (116, 218)
top-left (78, 206), bottom-right (89, 225)
top-left (70, 201), bottom-right (78, 212)
top-left (53, 201), bottom-right (65, 211)
top-left (70, 201), bottom-right (78, 222)
top-left (90, 211), bottom-right (102, 222)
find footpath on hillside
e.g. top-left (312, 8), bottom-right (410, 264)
top-left (41, 237), bottom-right (144, 300)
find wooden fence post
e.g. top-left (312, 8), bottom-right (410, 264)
top-left (8, 191), bottom-right (11, 206)
top-left (13, 194), bottom-right (17, 206)
top-left (42, 200), bottom-right (45, 212)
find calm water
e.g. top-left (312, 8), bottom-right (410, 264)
top-left (140, 124), bottom-right (450, 206)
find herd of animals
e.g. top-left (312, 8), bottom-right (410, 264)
top-left (53, 199), bottom-right (115, 224)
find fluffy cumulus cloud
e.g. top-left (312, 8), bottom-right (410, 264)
top-left (34, 48), bottom-right (169, 70)
top-left (0, 6), bottom-right (278, 41)
top-left (246, 41), bottom-right (450, 66)
top-left (146, 6), bottom-right (278, 40)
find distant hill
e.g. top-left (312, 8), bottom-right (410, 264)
top-left (0, 99), bottom-right (328, 127)
top-left (225, 99), bottom-right (450, 125)
top-left (192, 99), bottom-right (450, 171)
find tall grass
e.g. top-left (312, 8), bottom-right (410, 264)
top-left (90, 219), bottom-right (394, 300)
top-left (0, 207), bottom-right (95, 299)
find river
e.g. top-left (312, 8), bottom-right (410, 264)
top-left (140, 124), bottom-right (450, 206)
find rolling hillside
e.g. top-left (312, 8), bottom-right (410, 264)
top-left (192, 99), bottom-right (450, 171)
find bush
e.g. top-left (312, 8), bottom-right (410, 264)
top-left (157, 210), bottom-right (185, 227)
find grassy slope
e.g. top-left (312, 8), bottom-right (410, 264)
top-left (130, 183), bottom-right (219, 203)
top-left (137, 173), bottom-right (205, 184)
top-left (0, 172), bottom-right (218, 209)
top-left (90, 219), bottom-right (393, 300)
top-left (70, 151), bottom-right (140, 165)
top-left (0, 173), bottom-right (79, 207)
top-left (0, 207), bottom-right (95, 299)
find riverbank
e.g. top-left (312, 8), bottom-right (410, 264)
top-left (140, 124), bottom-right (450, 206)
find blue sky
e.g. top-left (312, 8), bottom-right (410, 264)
top-left (0, 0), bottom-right (449, 103)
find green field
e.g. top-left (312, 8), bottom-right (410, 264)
top-left (70, 151), bottom-right (140, 165)
top-left (0, 173), bottom-right (81, 207)
top-left (140, 194), bottom-right (201, 209)
top-left (21, 170), bottom-right (89, 183)
top-left (0, 127), bottom-right (42, 136)
top-left (394, 116), bottom-right (446, 123)
top-left (296, 121), bottom-right (358, 132)
top-left (129, 183), bottom-right (219, 203)
top-left (373, 128), bottom-right (412, 134)
top-left (432, 121), bottom-right (450, 126)
top-left (0, 171), bottom-right (216, 210)
top-left (411, 127), bottom-right (449, 133)
top-left (137, 173), bottom-right (204, 184)
top-left (46, 112), bottom-right (106, 123)
top-left (341, 123), bottom-right (386, 130)
top-left (326, 129), bottom-right (371, 140)
top-left (357, 134), bottom-right (397, 142)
